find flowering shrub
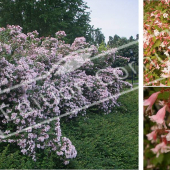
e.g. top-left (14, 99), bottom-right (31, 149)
top-left (0, 25), bottom-right (131, 164)
top-left (144, 87), bottom-right (170, 169)
top-left (144, 0), bottom-right (170, 86)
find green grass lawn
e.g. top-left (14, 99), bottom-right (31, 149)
top-left (60, 88), bottom-right (138, 169)
top-left (0, 88), bottom-right (138, 169)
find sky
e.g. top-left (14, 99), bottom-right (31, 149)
top-left (85, 0), bottom-right (139, 42)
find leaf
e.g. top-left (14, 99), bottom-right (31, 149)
top-left (153, 87), bottom-right (162, 92)
top-left (152, 153), bottom-right (164, 166)
top-left (157, 91), bottom-right (170, 100)
top-left (153, 40), bottom-right (161, 48)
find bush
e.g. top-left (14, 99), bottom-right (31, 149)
top-left (0, 89), bottom-right (138, 169)
top-left (0, 25), bottom-right (131, 165)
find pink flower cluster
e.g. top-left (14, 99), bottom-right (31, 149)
top-left (144, 0), bottom-right (170, 85)
top-left (144, 89), bottom-right (170, 157)
top-left (55, 31), bottom-right (67, 39)
top-left (0, 25), bottom-right (131, 164)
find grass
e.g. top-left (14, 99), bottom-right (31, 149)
top-left (0, 88), bottom-right (138, 169)
top-left (60, 88), bottom-right (138, 169)
top-left (126, 79), bottom-right (138, 84)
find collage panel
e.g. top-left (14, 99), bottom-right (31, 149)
top-left (144, 87), bottom-right (170, 169)
top-left (0, 0), bottom-right (139, 169)
top-left (144, 0), bottom-right (170, 86)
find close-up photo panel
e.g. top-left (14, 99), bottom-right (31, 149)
top-left (143, 0), bottom-right (170, 170)
top-left (0, 0), bottom-right (140, 169)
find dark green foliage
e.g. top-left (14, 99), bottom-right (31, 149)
top-left (89, 27), bottom-right (105, 45)
top-left (107, 34), bottom-right (138, 81)
top-left (123, 64), bottom-right (138, 80)
top-left (107, 34), bottom-right (139, 64)
top-left (0, 143), bottom-right (65, 169)
top-left (0, 89), bottom-right (138, 169)
top-left (0, 0), bottom-right (92, 43)
top-left (61, 89), bottom-right (138, 169)
top-left (0, 0), bottom-right (106, 44)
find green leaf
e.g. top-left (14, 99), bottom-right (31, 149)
top-left (157, 91), bottom-right (170, 100)
top-left (152, 153), bottom-right (164, 166)
top-left (167, 81), bottom-right (170, 86)
top-left (153, 40), bottom-right (161, 48)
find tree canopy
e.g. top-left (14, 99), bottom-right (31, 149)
top-left (107, 34), bottom-right (139, 64)
top-left (0, 0), bottom-right (99, 43)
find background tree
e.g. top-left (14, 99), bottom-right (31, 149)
top-left (98, 41), bottom-right (107, 53)
top-left (0, 0), bottom-right (93, 43)
top-left (88, 27), bottom-right (105, 45)
top-left (107, 34), bottom-right (138, 64)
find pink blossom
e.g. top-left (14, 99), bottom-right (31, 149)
top-left (149, 105), bottom-right (167, 124)
top-left (57, 151), bottom-right (64, 156)
top-left (154, 29), bottom-right (159, 36)
top-left (163, 13), bottom-right (168, 18)
top-left (37, 144), bottom-right (41, 148)
top-left (11, 113), bottom-right (17, 120)
top-left (64, 161), bottom-right (69, 165)
top-left (146, 130), bottom-right (157, 141)
top-left (21, 149), bottom-right (27, 154)
top-left (144, 92), bottom-right (160, 112)
top-left (4, 130), bottom-right (10, 134)
top-left (151, 142), bottom-right (166, 154)
top-left (55, 31), bottom-right (66, 38)
top-left (38, 136), bottom-right (45, 142)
